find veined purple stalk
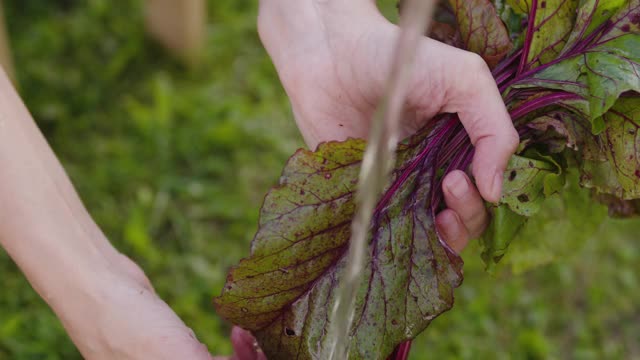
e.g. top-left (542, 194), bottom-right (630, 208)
top-left (517, 0), bottom-right (539, 74)
top-left (375, 88), bottom-right (580, 281)
top-left (510, 92), bottom-right (582, 119)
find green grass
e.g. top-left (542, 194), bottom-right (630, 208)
top-left (1, 1), bottom-right (639, 359)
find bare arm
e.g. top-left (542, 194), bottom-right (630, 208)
top-left (0, 69), bottom-right (256, 359)
top-left (0, 67), bottom-right (117, 323)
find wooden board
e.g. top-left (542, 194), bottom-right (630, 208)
top-left (0, 1), bottom-right (15, 82)
top-left (144, 0), bottom-right (206, 64)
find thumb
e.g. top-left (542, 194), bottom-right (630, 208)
top-left (411, 41), bottom-right (519, 203)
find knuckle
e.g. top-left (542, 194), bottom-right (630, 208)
top-left (451, 52), bottom-right (493, 100)
top-left (464, 52), bottom-right (491, 76)
top-left (504, 128), bottom-right (521, 153)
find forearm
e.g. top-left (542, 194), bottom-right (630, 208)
top-left (0, 69), bottom-right (116, 332)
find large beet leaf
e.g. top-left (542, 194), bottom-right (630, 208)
top-left (215, 125), bottom-right (463, 359)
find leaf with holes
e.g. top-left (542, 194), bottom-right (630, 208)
top-left (481, 153), bottom-right (564, 265)
top-left (514, 0), bottom-right (640, 120)
top-left (579, 97), bottom-right (640, 199)
top-left (447, 0), bottom-right (513, 67)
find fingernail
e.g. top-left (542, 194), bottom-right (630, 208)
top-left (445, 171), bottom-right (469, 200)
top-left (492, 170), bottom-right (504, 202)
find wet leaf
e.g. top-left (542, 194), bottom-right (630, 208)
top-left (500, 154), bottom-right (564, 216)
top-left (215, 127), bottom-right (463, 360)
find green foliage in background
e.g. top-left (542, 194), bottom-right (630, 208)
top-left (0, 0), bottom-right (638, 359)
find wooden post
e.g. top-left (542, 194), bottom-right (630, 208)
top-left (0, 1), bottom-right (15, 82)
top-left (144, 0), bottom-right (206, 65)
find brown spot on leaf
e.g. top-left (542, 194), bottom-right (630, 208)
top-left (285, 328), bottom-right (296, 337)
top-left (391, 319), bottom-right (398, 326)
top-left (517, 194), bottom-right (530, 203)
top-left (541, 1), bottom-right (546, 8)
top-left (509, 170), bottom-right (517, 181)
top-left (635, 170), bottom-right (640, 179)
top-left (300, 189), bottom-right (306, 195)
top-left (631, 13), bottom-right (640, 25)
top-left (528, 161), bottom-right (534, 168)
top-left (622, 24), bottom-right (631, 32)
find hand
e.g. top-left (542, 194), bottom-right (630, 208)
top-left (0, 69), bottom-right (263, 359)
top-left (43, 250), bottom-right (266, 360)
top-left (258, 0), bottom-right (519, 253)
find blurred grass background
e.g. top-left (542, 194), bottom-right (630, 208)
top-left (0, 1), bottom-right (638, 359)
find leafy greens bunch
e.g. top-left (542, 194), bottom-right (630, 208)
top-left (215, 1), bottom-right (640, 359)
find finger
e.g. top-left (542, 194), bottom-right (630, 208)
top-left (443, 50), bottom-right (519, 203)
top-left (409, 40), bottom-right (518, 203)
top-left (442, 170), bottom-right (489, 239)
top-left (231, 327), bottom-right (265, 360)
top-left (435, 209), bottom-right (469, 254)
